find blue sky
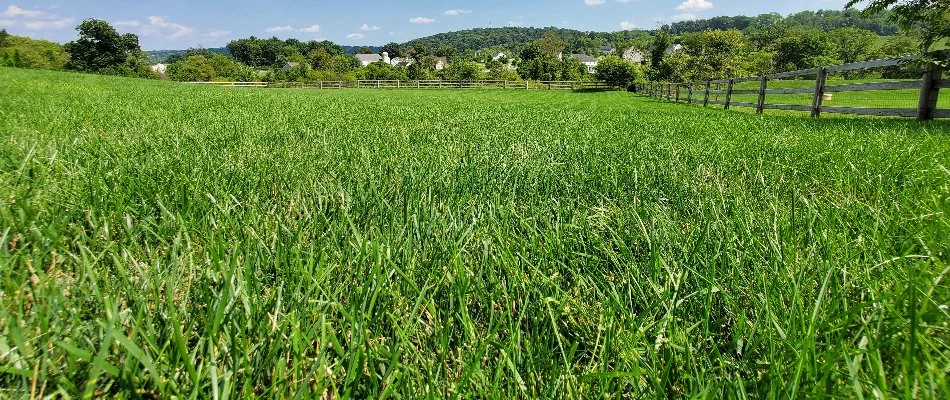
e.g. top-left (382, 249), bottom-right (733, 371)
top-left (1, 1), bottom-right (851, 50)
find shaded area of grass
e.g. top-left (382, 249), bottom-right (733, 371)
top-left (1, 67), bottom-right (949, 398)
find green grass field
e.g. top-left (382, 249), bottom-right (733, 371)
top-left (2, 67), bottom-right (949, 399)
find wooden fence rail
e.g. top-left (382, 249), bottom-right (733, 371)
top-left (188, 80), bottom-right (611, 91)
top-left (634, 52), bottom-right (948, 121)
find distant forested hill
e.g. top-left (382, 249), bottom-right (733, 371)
top-left (668, 9), bottom-right (899, 35)
top-left (402, 9), bottom-right (902, 53)
top-left (402, 27), bottom-right (644, 53)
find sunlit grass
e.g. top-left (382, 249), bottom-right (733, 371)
top-left (1, 67), bottom-right (949, 398)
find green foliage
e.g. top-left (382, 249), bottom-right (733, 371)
top-left (381, 42), bottom-right (404, 58)
top-left (64, 19), bottom-right (149, 77)
top-left (595, 55), bottom-right (642, 88)
top-left (440, 61), bottom-right (482, 81)
top-left (669, 9), bottom-right (900, 36)
top-left (0, 34), bottom-right (68, 70)
top-left (829, 27), bottom-right (880, 64)
top-left (4, 67), bottom-right (949, 398)
top-left (772, 29), bottom-right (840, 71)
top-left (678, 29), bottom-right (749, 81)
top-left (167, 55), bottom-right (216, 81)
top-left (517, 55), bottom-right (562, 81)
top-left (358, 61), bottom-right (407, 81)
top-left (307, 48), bottom-right (333, 71)
top-left (537, 30), bottom-right (565, 58)
top-left (227, 37), bottom-right (343, 67)
top-left (330, 54), bottom-right (360, 74)
top-left (166, 53), bottom-right (254, 82)
top-left (404, 27), bottom-right (648, 55)
top-left (847, 0), bottom-right (950, 52)
top-left (648, 29), bottom-right (674, 80)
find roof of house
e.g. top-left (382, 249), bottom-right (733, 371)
top-left (571, 54), bottom-right (598, 64)
top-left (284, 62), bottom-right (300, 67)
top-left (666, 44), bottom-right (683, 54)
top-left (599, 46), bottom-right (615, 53)
top-left (433, 56), bottom-right (448, 64)
top-left (355, 54), bottom-right (383, 63)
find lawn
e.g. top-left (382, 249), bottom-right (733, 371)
top-left (1, 67), bottom-right (949, 399)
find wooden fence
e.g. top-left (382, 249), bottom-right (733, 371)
top-left (634, 52), bottom-right (948, 121)
top-left (188, 80), bottom-right (611, 91)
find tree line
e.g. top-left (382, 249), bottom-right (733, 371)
top-left (1, 1), bottom-right (945, 87)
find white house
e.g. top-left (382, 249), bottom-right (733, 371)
top-left (665, 44), bottom-right (683, 55)
top-left (491, 52), bottom-right (507, 61)
top-left (622, 48), bottom-right (646, 64)
top-left (390, 57), bottom-right (413, 67)
top-left (571, 54), bottom-right (598, 74)
top-left (355, 53), bottom-right (382, 67)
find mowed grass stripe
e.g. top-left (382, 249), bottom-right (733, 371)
top-left (1, 67), bottom-right (948, 399)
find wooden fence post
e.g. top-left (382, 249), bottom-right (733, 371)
top-left (686, 84), bottom-right (693, 104)
top-left (703, 81), bottom-right (711, 107)
top-left (724, 79), bottom-right (735, 110)
top-left (917, 62), bottom-right (942, 121)
top-left (675, 84), bottom-right (681, 102)
top-left (811, 67), bottom-right (827, 118)
top-left (756, 76), bottom-right (768, 114)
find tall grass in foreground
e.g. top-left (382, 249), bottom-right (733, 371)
top-left (0, 67), bottom-right (948, 398)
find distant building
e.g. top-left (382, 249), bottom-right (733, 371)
top-left (571, 54), bottom-right (598, 73)
top-left (599, 46), bottom-right (615, 55)
top-left (665, 44), bottom-right (683, 55)
top-left (433, 56), bottom-right (448, 70)
top-left (282, 62), bottom-right (303, 72)
top-left (492, 52), bottom-right (507, 61)
top-left (151, 63), bottom-right (167, 75)
top-left (390, 57), bottom-right (413, 67)
top-left (623, 48), bottom-right (646, 64)
top-left (355, 54), bottom-right (383, 67)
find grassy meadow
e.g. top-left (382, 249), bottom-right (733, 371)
top-left (1, 67), bottom-right (949, 398)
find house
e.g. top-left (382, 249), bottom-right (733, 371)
top-left (599, 46), bottom-right (615, 55)
top-left (491, 52), bottom-right (507, 61)
top-left (150, 63), bottom-right (167, 75)
top-left (665, 44), bottom-right (683, 55)
top-left (390, 57), bottom-right (413, 67)
top-left (622, 47), bottom-right (646, 64)
top-left (433, 56), bottom-right (448, 70)
top-left (282, 62), bottom-right (303, 72)
top-left (355, 53), bottom-right (383, 67)
top-left (571, 54), bottom-right (598, 73)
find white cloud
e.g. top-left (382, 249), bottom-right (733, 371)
top-left (144, 16), bottom-right (194, 39)
top-left (206, 30), bottom-right (230, 40)
top-left (359, 23), bottom-right (379, 31)
top-left (584, 0), bottom-right (606, 5)
top-left (672, 13), bottom-right (697, 21)
top-left (615, 0), bottom-right (635, 3)
top-left (619, 21), bottom-right (636, 30)
top-left (3, 5), bottom-right (44, 18)
top-left (676, 0), bottom-right (713, 11)
top-left (265, 25), bottom-right (293, 34)
top-left (300, 24), bottom-right (321, 33)
top-left (444, 9), bottom-right (472, 16)
top-left (507, 20), bottom-right (522, 27)
top-left (24, 17), bottom-right (73, 30)
top-left (0, 19), bottom-right (16, 27)
top-left (409, 17), bottom-right (434, 24)
top-left (346, 33), bottom-right (365, 40)
top-left (113, 20), bottom-right (140, 28)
